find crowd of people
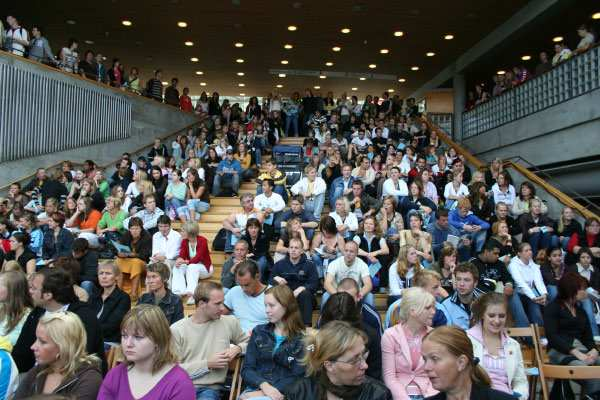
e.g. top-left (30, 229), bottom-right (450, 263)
top-left (466, 22), bottom-right (598, 109)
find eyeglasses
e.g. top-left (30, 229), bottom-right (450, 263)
top-left (334, 351), bottom-right (369, 367)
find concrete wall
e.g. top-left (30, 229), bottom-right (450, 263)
top-left (463, 88), bottom-right (600, 166)
top-left (0, 53), bottom-right (198, 188)
top-left (424, 89), bottom-right (454, 113)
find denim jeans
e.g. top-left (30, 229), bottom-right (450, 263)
top-left (311, 252), bottom-right (331, 278)
top-left (164, 197), bottom-right (185, 216)
top-left (547, 285), bottom-right (558, 302)
top-left (285, 114), bottom-right (299, 136)
top-left (195, 386), bottom-right (222, 400)
top-left (580, 297), bottom-right (600, 337)
top-left (528, 231), bottom-right (552, 256)
top-left (304, 193), bottom-right (325, 220)
top-left (254, 137), bottom-right (265, 166)
top-left (80, 280), bottom-right (96, 297)
top-left (551, 235), bottom-right (570, 250)
top-left (254, 255), bottom-right (270, 282)
top-left (507, 293), bottom-right (530, 328)
top-left (517, 294), bottom-right (544, 326)
top-left (330, 186), bottom-right (344, 209)
top-left (212, 173), bottom-right (240, 196)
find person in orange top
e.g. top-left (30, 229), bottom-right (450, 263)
top-left (179, 87), bottom-right (193, 112)
top-left (69, 196), bottom-right (102, 248)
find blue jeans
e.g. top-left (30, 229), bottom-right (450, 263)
top-left (547, 285), bottom-right (558, 302)
top-left (467, 230), bottom-right (487, 254)
top-left (580, 298), bottom-right (600, 337)
top-left (165, 197), bottom-right (185, 216)
top-left (551, 235), bottom-right (570, 250)
top-left (285, 114), bottom-right (299, 136)
top-left (255, 255), bottom-right (270, 281)
top-left (195, 386), bottom-right (222, 400)
top-left (304, 193), bottom-right (325, 220)
top-left (312, 252), bottom-right (331, 278)
top-left (80, 280), bottom-right (96, 297)
top-left (507, 293), bottom-right (530, 328)
top-left (225, 230), bottom-right (241, 253)
top-left (528, 231), bottom-right (552, 256)
top-left (518, 294), bottom-right (544, 326)
top-left (212, 173), bottom-right (240, 196)
top-left (330, 186), bottom-right (344, 209)
top-left (254, 138), bottom-right (265, 166)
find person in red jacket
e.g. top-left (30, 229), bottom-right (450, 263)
top-left (567, 217), bottom-right (600, 266)
top-left (174, 221), bottom-right (212, 303)
top-left (179, 87), bottom-right (193, 112)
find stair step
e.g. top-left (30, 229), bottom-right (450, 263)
top-left (198, 222), bottom-right (223, 232)
top-left (209, 197), bottom-right (243, 206)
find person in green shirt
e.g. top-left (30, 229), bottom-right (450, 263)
top-left (94, 170), bottom-right (110, 199)
top-left (97, 196), bottom-right (128, 240)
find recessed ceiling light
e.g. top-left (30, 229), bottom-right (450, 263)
top-left (234, 42), bottom-right (244, 48)
top-left (388, 89), bottom-right (395, 93)
top-left (332, 46), bottom-right (341, 52)
top-left (284, 44), bottom-right (293, 49)
top-left (190, 57), bottom-right (199, 62)
top-left (444, 34), bottom-right (454, 40)
top-left (313, 85), bottom-right (321, 89)
top-left (281, 60), bottom-right (289, 64)
top-left (521, 55), bottom-right (531, 61)
top-left (66, 20), bottom-right (76, 25)
top-left (238, 83), bottom-right (245, 87)
top-left (288, 25), bottom-right (297, 31)
top-left (552, 36), bottom-right (563, 42)
top-left (122, 20), bottom-right (132, 26)
top-left (237, 72), bottom-right (245, 76)
top-left (236, 58), bottom-right (244, 63)
top-left (398, 78), bottom-right (406, 82)
top-left (593, 12), bottom-right (600, 19)
top-left (394, 31), bottom-right (404, 37)
top-left (84, 40), bottom-right (95, 45)
top-left (177, 21), bottom-right (188, 28)
top-left (368, 64), bottom-right (376, 69)
top-left (240, 93), bottom-right (245, 96)
top-left (351, 87), bottom-right (358, 91)
top-left (497, 70), bottom-right (506, 75)
top-left (195, 71), bottom-right (203, 75)
top-left (411, 66), bottom-right (419, 71)
top-left (379, 49), bottom-right (389, 54)
top-left (341, 28), bottom-right (351, 34)
top-left (184, 41), bottom-right (194, 46)
top-left (278, 73), bottom-right (286, 78)
top-left (161, 81), bottom-right (169, 85)
top-left (319, 75), bottom-right (326, 79)
top-left (276, 84), bottom-right (283, 88)
top-left (200, 82), bottom-right (207, 86)
top-left (426, 52), bottom-right (435, 57)
top-left (359, 77), bottom-right (366, 81)
top-left (325, 62), bottom-right (334, 66)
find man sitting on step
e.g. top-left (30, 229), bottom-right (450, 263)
top-left (222, 193), bottom-right (263, 253)
top-left (253, 179), bottom-right (285, 242)
top-left (256, 159), bottom-right (287, 202)
top-left (278, 195), bottom-right (318, 241)
top-left (212, 149), bottom-right (242, 197)
top-left (220, 239), bottom-right (257, 291)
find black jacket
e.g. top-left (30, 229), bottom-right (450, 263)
top-left (285, 376), bottom-right (391, 400)
top-left (544, 299), bottom-right (598, 355)
top-left (89, 287), bottom-right (131, 343)
top-left (75, 250), bottom-right (99, 284)
top-left (42, 228), bottom-right (74, 261)
top-left (13, 302), bottom-right (106, 373)
top-left (425, 384), bottom-right (516, 400)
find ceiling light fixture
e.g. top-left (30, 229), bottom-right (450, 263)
top-left (351, 87), bottom-right (358, 91)
top-left (341, 28), bottom-right (351, 34)
top-left (394, 31), bottom-right (404, 37)
top-left (359, 77), bottom-right (366, 81)
top-left (284, 44), bottom-right (293, 49)
top-left (332, 46), bottom-right (341, 52)
top-left (122, 20), bottom-right (132, 26)
top-left (200, 82), bottom-right (207, 86)
top-left (287, 25), bottom-right (297, 31)
top-left (521, 55), bottom-right (531, 61)
top-left (238, 83), bottom-right (245, 87)
top-left (237, 72), bottom-right (245, 76)
top-left (234, 42), bottom-right (244, 48)
top-left (276, 84), bottom-right (283, 88)
top-left (411, 66), bottom-right (419, 71)
top-left (552, 36), bottom-right (563, 42)
top-left (177, 21), bottom-right (188, 28)
top-left (398, 78), bottom-right (406, 82)
top-left (380, 49), bottom-right (389, 54)
top-left (497, 70), bottom-right (506, 75)
top-left (314, 85), bottom-right (321, 89)
top-left (162, 81), bottom-right (169, 85)
top-left (368, 64), bottom-right (376, 69)
top-left (236, 58), bottom-right (244, 63)
top-left (84, 40), bottom-right (95, 45)
top-left (281, 60), bottom-right (289, 64)
top-left (319, 75), bottom-right (326, 79)
top-left (190, 57), bottom-right (199, 62)
top-left (388, 89), bottom-right (395, 93)
top-left (195, 71), bottom-right (203, 75)
top-left (184, 41), bottom-right (194, 46)
top-left (240, 93), bottom-right (245, 96)
top-left (593, 12), bottom-right (600, 20)
top-left (278, 73), bottom-right (286, 78)
top-left (66, 20), bottom-right (76, 25)
top-left (325, 61), bottom-right (334, 66)
top-left (426, 52), bottom-right (435, 57)
top-left (444, 34), bottom-right (454, 40)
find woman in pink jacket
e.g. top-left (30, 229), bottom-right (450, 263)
top-left (381, 287), bottom-right (438, 399)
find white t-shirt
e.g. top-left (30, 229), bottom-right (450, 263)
top-left (577, 33), bottom-right (595, 50)
top-left (351, 136), bottom-right (372, 150)
top-left (326, 256), bottom-right (370, 289)
top-left (6, 27), bottom-right (28, 56)
top-left (224, 285), bottom-right (269, 332)
top-left (444, 182), bottom-right (469, 199)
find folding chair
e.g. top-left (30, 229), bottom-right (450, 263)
top-left (506, 325), bottom-right (540, 400)
top-left (228, 356), bottom-right (243, 400)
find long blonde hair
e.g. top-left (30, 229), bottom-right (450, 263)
top-left (37, 312), bottom-right (101, 378)
top-left (0, 270), bottom-right (33, 334)
top-left (396, 245), bottom-right (422, 278)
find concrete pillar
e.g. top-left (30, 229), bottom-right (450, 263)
top-left (453, 73), bottom-right (466, 142)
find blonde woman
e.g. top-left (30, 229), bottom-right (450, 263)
top-left (389, 246), bottom-right (423, 304)
top-left (286, 320), bottom-right (391, 399)
top-left (97, 304), bottom-right (195, 399)
top-left (15, 312), bottom-right (102, 399)
top-left (0, 270), bottom-right (33, 345)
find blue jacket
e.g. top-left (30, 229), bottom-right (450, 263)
top-left (441, 289), bottom-right (484, 330)
top-left (426, 221), bottom-right (462, 256)
top-left (217, 159), bottom-right (242, 175)
top-left (448, 209), bottom-right (490, 233)
top-left (270, 254), bottom-right (319, 294)
top-left (329, 176), bottom-right (355, 205)
top-left (42, 228), bottom-right (74, 261)
top-left (242, 323), bottom-right (306, 392)
top-left (137, 289), bottom-right (183, 325)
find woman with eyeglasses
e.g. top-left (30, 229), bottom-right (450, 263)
top-left (286, 320), bottom-right (391, 400)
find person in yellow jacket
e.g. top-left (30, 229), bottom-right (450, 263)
top-left (256, 159), bottom-right (288, 202)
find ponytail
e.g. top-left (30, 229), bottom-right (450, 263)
top-left (472, 364), bottom-right (491, 387)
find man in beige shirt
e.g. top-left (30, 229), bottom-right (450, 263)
top-left (171, 281), bottom-right (249, 399)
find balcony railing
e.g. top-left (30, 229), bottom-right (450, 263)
top-left (462, 45), bottom-right (600, 139)
top-left (0, 52), bottom-right (132, 163)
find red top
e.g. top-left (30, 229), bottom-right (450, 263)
top-left (180, 95), bottom-right (193, 112)
top-left (567, 232), bottom-right (598, 253)
top-left (179, 236), bottom-right (212, 270)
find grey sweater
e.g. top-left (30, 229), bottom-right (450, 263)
top-left (28, 36), bottom-right (56, 64)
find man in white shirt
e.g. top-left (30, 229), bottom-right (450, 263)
top-left (381, 166), bottom-right (408, 200)
top-left (254, 179), bottom-right (285, 242)
top-left (371, 120), bottom-right (389, 139)
top-left (151, 215), bottom-right (182, 289)
top-left (350, 130), bottom-right (372, 154)
top-left (323, 240), bottom-right (374, 308)
top-left (223, 261), bottom-right (269, 333)
top-left (5, 15), bottom-right (29, 56)
top-left (223, 194), bottom-right (263, 252)
top-left (290, 165), bottom-right (327, 220)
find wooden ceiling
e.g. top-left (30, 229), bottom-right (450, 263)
top-left (10, 0), bottom-right (530, 97)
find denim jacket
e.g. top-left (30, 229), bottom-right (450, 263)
top-left (137, 289), bottom-right (183, 325)
top-left (241, 323), bottom-right (306, 392)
